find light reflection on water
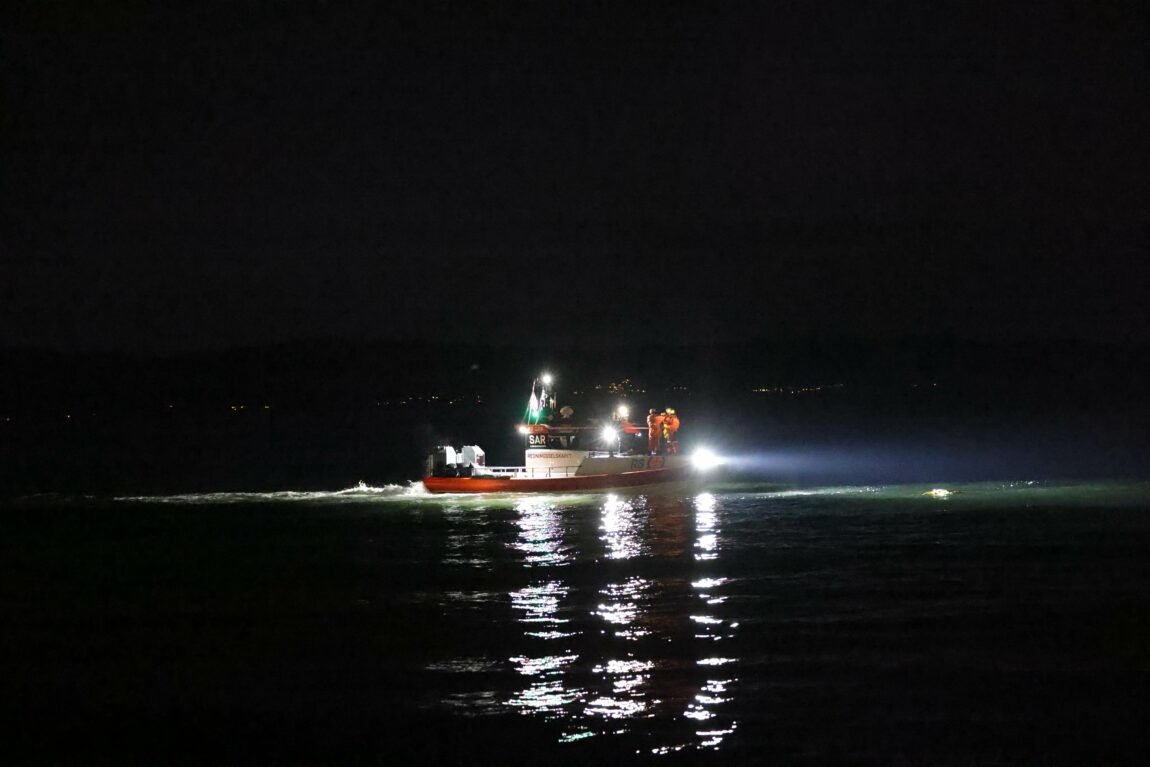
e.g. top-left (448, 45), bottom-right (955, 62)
top-left (593, 577), bottom-right (651, 638)
top-left (511, 498), bottom-right (572, 567)
top-left (507, 577), bottom-right (582, 711)
top-left (495, 491), bottom-right (738, 753)
top-left (510, 581), bottom-right (571, 627)
top-left (600, 494), bottom-right (649, 560)
top-left (694, 492), bottom-right (720, 562)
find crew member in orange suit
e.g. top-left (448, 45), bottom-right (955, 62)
top-left (662, 408), bottom-right (680, 454)
top-left (646, 409), bottom-right (664, 454)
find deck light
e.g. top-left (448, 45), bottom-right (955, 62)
top-left (541, 373), bottom-right (553, 385)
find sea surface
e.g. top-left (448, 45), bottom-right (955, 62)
top-left (3, 480), bottom-right (1149, 765)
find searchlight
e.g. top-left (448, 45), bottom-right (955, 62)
top-left (616, 404), bottom-right (629, 418)
top-left (541, 373), bottom-right (553, 386)
top-left (691, 448), bottom-right (725, 471)
top-left (517, 425), bottom-right (530, 435)
top-left (601, 426), bottom-right (618, 443)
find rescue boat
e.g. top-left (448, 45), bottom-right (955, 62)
top-left (421, 374), bottom-right (722, 494)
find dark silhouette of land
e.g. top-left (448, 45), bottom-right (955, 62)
top-left (3, 337), bottom-right (1148, 495)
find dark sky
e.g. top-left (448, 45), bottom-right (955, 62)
top-left (5, 2), bottom-right (1148, 351)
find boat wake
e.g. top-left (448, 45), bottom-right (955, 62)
top-left (114, 480), bottom-right (430, 504)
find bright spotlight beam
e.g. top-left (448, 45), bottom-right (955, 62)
top-left (691, 448), bottom-right (725, 471)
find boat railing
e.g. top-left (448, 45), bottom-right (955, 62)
top-left (481, 465), bottom-right (581, 479)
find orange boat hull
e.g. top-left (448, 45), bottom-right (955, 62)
top-left (422, 465), bottom-right (695, 494)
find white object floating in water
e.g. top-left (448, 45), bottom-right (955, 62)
top-left (924, 488), bottom-right (953, 498)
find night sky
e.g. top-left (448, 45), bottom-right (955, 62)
top-left (6, 2), bottom-right (1148, 352)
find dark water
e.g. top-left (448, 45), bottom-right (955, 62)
top-left (3, 481), bottom-right (1150, 765)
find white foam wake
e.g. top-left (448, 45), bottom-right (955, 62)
top-left (114, 480), bottom-right (430, 504)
